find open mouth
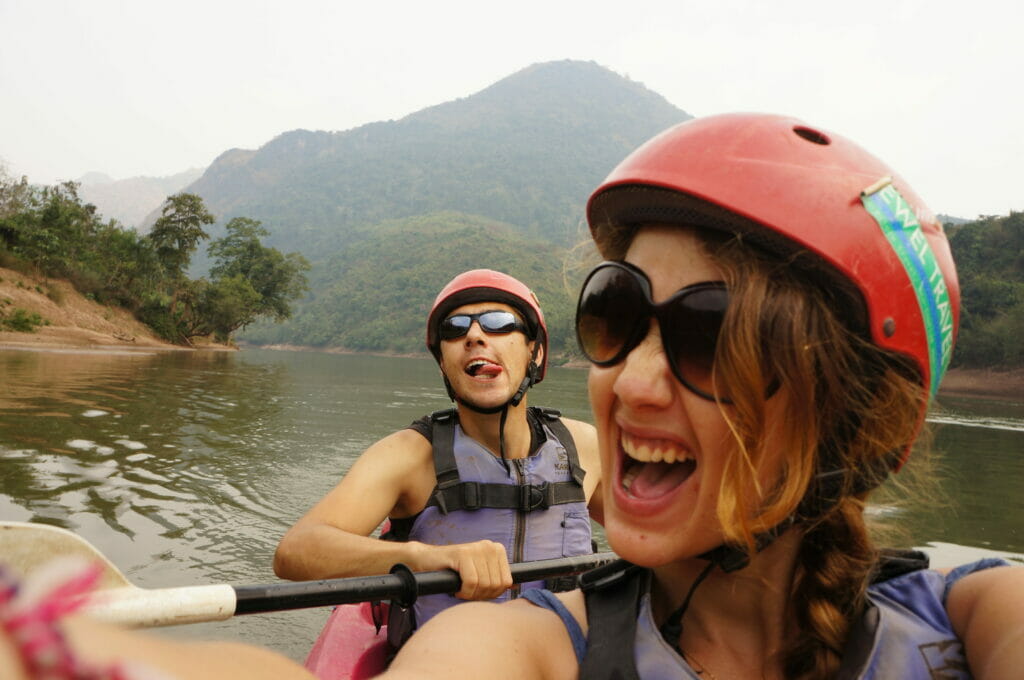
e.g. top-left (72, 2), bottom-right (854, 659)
top-left (620, 434), bottom-right (696, 500)
top-left (466, 359), bottom-right (502, 378)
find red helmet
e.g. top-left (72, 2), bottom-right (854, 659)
top-left (587, 113), bottom-right (959, 462)
top-left (426, 269), bottom-right (548, 382)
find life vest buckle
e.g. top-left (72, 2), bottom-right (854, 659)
top-left (519, 482), bottom-right (551, 511)
top-left (461, 481), bottom-right (480, 510)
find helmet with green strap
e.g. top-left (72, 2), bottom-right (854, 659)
top-left (587, 113), bottom-right (960, 467)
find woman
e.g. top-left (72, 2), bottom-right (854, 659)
top-left (378, 113), bottom-right (1024, 679)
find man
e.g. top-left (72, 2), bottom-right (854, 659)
top-left (274, 269), bottom-right (602, 635)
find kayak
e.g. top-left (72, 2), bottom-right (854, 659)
top-left (305, 601), bottom-right (390, 680)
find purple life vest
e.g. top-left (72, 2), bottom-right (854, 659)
top-left (403, 407), bottom-right (592, 626)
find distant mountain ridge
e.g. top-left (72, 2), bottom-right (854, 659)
top-left (78, 168), bottom-right (204, 230)
top-left (170, 60), bottom-right (691, 258)
top-left (144, 59), bottom-right (693, 352)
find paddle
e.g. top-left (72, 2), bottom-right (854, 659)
top-left (1, 521), bottom-right (617, 628)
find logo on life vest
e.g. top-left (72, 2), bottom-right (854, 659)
top-left (917, 639), bottom-right (969, 679)
top-left (555, 449), bottom-right (569, 472)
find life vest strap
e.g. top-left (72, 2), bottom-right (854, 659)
top-left (425, 406), bottom-right (586, 515)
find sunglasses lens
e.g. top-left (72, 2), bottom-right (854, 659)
top-left (576, 265), bottom-right (646, 364)
top-left (439, 311), bottom-right (523, 340)
top-left (439, 315), bottom-right (472, 340)
top-left (662, 286), bottom-right (728, 398)
top-left (478, 311), bottom-right (519, 334)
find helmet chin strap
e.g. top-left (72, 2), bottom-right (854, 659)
top-left (442, 345), bottom-right (542, 476)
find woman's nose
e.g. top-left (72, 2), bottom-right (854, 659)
top-left (612, 324), bottom-right (675, 409)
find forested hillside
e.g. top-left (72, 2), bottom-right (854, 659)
top-left (947, 211), bottom-right (1024, 367)
top-left (241, 211), bottom-right (598, 359)
top-left (169, 60), bottom-right (690, 257)
top-left (168, 59), bottom-right (692, 356)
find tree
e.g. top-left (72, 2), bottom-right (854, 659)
top-left (147, 193), bottom-right (215, 341)
top-left (194, 275), bottom-right (263, 342)
top-left (0, 166), bottom-right (31, 220)
top-left (148, 193), bottom-right (215, 282)
top-left (204, 217), bottom-right (310, 339)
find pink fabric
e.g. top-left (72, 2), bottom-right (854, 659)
top-left (1, 561), bottom-right (132, 679)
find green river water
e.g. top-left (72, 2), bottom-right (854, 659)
top-left (1, 347), bottom-right (1021, 661)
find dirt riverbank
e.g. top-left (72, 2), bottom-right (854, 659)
top-left (0, 266), bottom-right (228, 352)
top-left (1, 265), bottom-right (1021, 400)
top-left (938, 367), bottom-right (1024, 401)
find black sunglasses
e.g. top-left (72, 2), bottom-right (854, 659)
top-left (575, 261), bottom-right (731, 402)
top-left (439, 310), bottom-right (528, 341)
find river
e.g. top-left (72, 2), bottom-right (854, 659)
top-left (1, 347), bottom-right (1022, 662)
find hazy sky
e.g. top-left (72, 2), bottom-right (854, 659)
top-left (1, 0), bottom-right (1021, 219)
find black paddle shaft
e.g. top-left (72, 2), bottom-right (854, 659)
top-left (233, 552), bottom-right (616, 615)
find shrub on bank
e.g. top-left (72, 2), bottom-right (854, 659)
top-left (0, 306), bottom-right (48, 332)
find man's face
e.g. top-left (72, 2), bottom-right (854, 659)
top-left (438, 301), bottom-right (537, 411)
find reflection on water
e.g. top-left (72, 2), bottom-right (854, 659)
top-left (1, 347), bottom-right (1022, 660)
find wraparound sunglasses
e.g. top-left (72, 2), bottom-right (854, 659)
top-left (439, 310), bottom-right (528, 340)
top-left (575, 260), bottom-right (731, 402)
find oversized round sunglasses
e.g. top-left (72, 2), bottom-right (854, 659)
top-left (439, 310), bottom-right (528, 340)
top-left (575, 260), bottom-right (731, 402)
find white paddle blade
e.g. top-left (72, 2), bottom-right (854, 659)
top-left (0, 521), bottom-right (130, 589)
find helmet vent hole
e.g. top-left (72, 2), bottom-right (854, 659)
top-left (793, 126), bottom-right (831, 145)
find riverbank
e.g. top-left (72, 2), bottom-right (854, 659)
top-left (2, 266), bottom-right (1021, 399)
top-left (0, 266), bottom-right (229, 352)
top-left (251, 343), bottom-right (1023, 402)
top-left (938, 367), bottom-right (1024, 401)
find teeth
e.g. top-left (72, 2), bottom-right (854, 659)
top-left (622, 465), bottom-right (640, 491)
top-left (621, 435), bottom-right (691, 464)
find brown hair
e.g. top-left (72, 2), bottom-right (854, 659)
top-left (699, 231), bottom-right (926, 679)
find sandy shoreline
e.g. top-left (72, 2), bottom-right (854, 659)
top-left (1, 264), bottom-right (1020, 400)
top-left (2, 336), bottom-right (1021, 400)
top-left (214, 343), bottom-right (1024, 402)
top-left (0, 266), bottom-right (233, 353)
top-left (935, 367), bottom-right (1024, 401)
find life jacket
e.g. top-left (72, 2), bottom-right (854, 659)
top-left (577, 552), bottom-right (1008, 679)
top-left (386, 406), bottom-right (592, 629)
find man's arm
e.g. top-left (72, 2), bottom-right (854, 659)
top-left (946, 565), bottom-right (1024, 680)
top-left (273, 428), bottom-right (512, 599)
top-left (563, 417), bottom-right (604, 526)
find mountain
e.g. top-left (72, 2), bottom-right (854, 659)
top-left (939, 213), bottom-right (971, 226)
top-left (168, 60), bottom-right (690, 257)
top-left (79, 167), bottom-right (204, 229)
top-left (167, 59), bottom-right (691, 352)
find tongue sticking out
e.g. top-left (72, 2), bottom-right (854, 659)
top-left (473, 363), bottom-right (502, 377)
top-left (627, 460), bottom-right (695, 499)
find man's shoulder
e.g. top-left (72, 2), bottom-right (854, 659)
top-left (405, 409), bottom-right (460, 444)
top-left (365, 427), bottom-right (434, 467)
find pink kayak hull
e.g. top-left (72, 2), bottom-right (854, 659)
top-left (305, 602), bottom-right (390, 680)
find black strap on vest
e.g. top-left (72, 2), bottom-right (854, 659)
top-left (426, 407), bottom-right (586, 515)
top-left (578, 559), bottom-right (645, 680)
top-left (576, 550), bottom-right (931, 679)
